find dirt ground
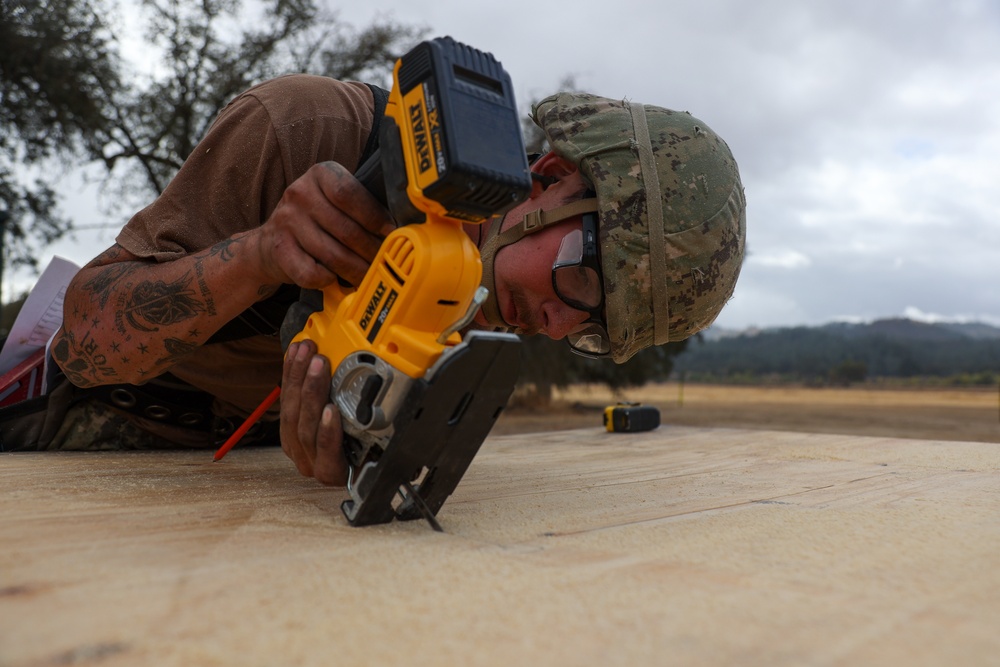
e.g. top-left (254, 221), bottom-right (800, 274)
top-left (493, 382), bottom-right (1000, 444)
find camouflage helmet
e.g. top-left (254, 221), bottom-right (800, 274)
top-left (531, 92), bottom-right (746, 363)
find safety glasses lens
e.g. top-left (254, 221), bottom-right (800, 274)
top-left (555, 228), bottom-right (583, 264)
top-left (553, 229), bottom-right (602, 310)
top-left (553, 266), bottom-right (602, 310)
top-left (568, 322), bottom-right (611, 356)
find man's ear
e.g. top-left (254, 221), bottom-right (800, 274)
top-left (528, 152), bottom-right (578, 197)
top-left (533, 151), bottom-right (578, 178)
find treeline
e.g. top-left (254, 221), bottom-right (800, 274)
top-left (673, 320), bottom-right (1000, 386)
top-left (514, 335), bottom-right (690, 403)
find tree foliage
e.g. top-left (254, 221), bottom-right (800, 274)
top-left (0, 0), bottom-right (119, 160)
top-left (0, 0), bottom-right (424, 298)
top-left (516, 334), bottom-right (690, 401)
top-left (0, 0), bottom-right (121, 292)
top-left (96, 0), bottom-right (424, 203)
top-left (828, 359), bottom-right (868, 386)
top-left (674, 323), bottom-right (1000, 385)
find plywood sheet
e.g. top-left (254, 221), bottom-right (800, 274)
top-left (2, 426), bottom-right (998, 666)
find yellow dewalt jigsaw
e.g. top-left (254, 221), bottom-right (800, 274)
top-left (287, 37), bottom-right (530, 529)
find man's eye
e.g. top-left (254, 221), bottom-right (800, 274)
top-left (557, 266), bottom-right (601, 307)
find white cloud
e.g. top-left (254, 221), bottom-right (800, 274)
top-left (903, 307), bottom-right (1000, 327)
top-left (712, 282), bottom-right (811, 330)
top-left (749, 249), bottom-right (812, 270)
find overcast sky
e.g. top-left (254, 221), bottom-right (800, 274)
top-left (34, 0), bottom-right (1000, 331)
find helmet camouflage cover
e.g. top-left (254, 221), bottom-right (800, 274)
top-left (531, 93), bottom-right (746, 363)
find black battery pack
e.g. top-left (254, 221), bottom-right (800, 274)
top-left (603, 403), bottom-right (660, 433)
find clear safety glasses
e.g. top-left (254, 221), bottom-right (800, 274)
top-left (551, 211), bottom-right (611, 357)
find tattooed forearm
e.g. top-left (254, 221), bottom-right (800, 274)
top-left (207, 237), bottom-right (240, 262)
top-left (124, 272), bottom-right (206, 332)
top-left (114, 290), bottom-right (131, 337)
top-left (56, 232), bottom-right (270, 386)
top-left (82, 263), bottom-right (135, 311)
top-left (193, 258), bottom-right (218, 317)
top-left (51, 330), bottom-right (121, 388)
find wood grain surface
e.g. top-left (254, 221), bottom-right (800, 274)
top-left (2, 426), bottom-right (998, 666)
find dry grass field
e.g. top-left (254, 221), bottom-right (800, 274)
top-left (495, 382), bottom-right (1000, 443)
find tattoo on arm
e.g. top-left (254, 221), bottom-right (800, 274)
top-left (124, 273), bottom-right (206, 332)
top-left (114, 290), bottom-right (130, 336)
top-left (82, 264), bottom-right (134, 310)
top-left (51, 330), bottom-right (120, 388)
top-left (207, 237), bottom-right (240, 262)
top-left (193, 258), bottom-right (218, 317)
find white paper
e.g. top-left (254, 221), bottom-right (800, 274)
top-left (0, 256), bottom-right (80, 376)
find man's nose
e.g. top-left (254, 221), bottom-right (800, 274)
top-left (542, 301), bottom-right (590, 340)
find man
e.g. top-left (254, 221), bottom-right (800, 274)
top-left (2, 72), bottom-right (746, 484)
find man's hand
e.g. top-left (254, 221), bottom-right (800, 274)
top-left (280, 339), bottom-right (349, 486)
top-left (266, 162), bottom-right (397, 485)
top-left (255, 161), bottom-right (396, 289)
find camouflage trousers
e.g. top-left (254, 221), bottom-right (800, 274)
top-left (0, 379), bottom-right (278, 452)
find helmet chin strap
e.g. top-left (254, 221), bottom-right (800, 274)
top-left (477, 197), bottom-right (600, 330)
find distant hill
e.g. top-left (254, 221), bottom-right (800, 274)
top-left (677, 318), bottom-right (1000, 383)
top-left (817, 318), bottom-right (1000, 342)
top-left (939, 321), bottom-right (1000, 340)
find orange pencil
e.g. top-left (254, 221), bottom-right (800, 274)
top-left (213, 385), bottom-right (281, 461)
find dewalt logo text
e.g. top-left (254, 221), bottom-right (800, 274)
top-left (409, 102), bottom-right (432, 173)
top-left (359, 281), bottom-right (387, 331)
